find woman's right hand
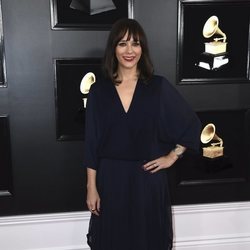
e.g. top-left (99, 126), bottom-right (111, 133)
top-left (86, 186), bottom-right (101, 216)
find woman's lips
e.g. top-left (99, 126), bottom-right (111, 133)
top-left (123, 56), bottom-right (135, 61)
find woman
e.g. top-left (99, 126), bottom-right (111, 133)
top-left (83, 18), bottom-right (201, 250)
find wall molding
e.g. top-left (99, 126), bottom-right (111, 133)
top-left (34, 247), bottom-right (86, 250)
top-left (0, 201), bottom-right (250, 250)
top-left (173, 201), bottom-right (250, 249)
top-left (173, 200), bottom-right (250, 214)
top-left (0, 211), bottom-right (90, 250)
top-left (175, 233), bottom-right (250, 248)
top-left (0, 211), bottom-right (90, 225)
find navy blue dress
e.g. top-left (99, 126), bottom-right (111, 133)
top-left (83, 75), bottom-right (201, 250)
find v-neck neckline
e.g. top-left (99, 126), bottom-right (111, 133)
top-left (113, 80), bottom-right (139, 115)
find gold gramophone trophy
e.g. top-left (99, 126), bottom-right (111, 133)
top-left (80, 72), bottom-right (96, 108)
top-left (197, 15), bottom-right (229, 70)
top-left (200, 123), bottom-right (224, 158)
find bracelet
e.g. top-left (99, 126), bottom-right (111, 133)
top-left (172, 145), bottom-right (185, 159)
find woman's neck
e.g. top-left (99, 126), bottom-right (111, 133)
top-left (116, 67), bottom-right (139, 82)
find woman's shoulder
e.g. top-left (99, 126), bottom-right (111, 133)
top-left (149, 74), bottom-right (172, 88)
top-left (149, 74), bottom-right (169, 83)
top-left (149, 74), bottom-right (182, 98)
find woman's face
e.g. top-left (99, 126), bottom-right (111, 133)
top-left (115, 31), bottom-right (142, 72)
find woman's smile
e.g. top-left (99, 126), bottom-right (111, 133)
top-left (123, 55), bottom-right (136, 61)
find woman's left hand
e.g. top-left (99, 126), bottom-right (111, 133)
top-left (143, 151), bottom-right (179, 173)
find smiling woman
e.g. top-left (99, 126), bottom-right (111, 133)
top-left (83, 18), bottom-right (201, 250)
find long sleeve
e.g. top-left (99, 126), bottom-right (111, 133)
top-left (82, 83), bottom-right (99, 170)
top-left (158, 77), bottom-right (201, 152)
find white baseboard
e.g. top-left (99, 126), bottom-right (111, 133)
top-left (0, 212), bottom-right (91, 250)
top-left (172, 201), bottom-right (250, 250)
top-left (34, 247), bottom-right (87, 250)
top-left (0, 202), bottom-right (250, 250)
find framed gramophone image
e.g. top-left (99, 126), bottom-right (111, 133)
top-left (50, 0), bottom-right (134, 30)
top-left (54, 58), bottom-right (102, 141)
top-left (169, 108), bottom-right (250, 204)
top-left (177, 0), bottom-right (250, 84)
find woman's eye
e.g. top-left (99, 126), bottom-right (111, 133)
top-left (132, 42), bottom-right (140, 46)
top-left (118, 42), bottom-right (127, 47)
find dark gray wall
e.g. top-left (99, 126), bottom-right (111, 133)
top-left (0, 0), bottom-right (249, 216)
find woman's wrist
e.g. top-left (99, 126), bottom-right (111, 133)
top-left (87, 183), bottom-right (97, 191)
top-left (168, 150), bottom-right (179, 162)
top-left (171, 144), bottom-right (186, 159)
top-left (87, 168), bottom-right (97, 190)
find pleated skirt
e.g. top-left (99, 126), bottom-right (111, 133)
top-left (87, 158), bottom-right (173, 250)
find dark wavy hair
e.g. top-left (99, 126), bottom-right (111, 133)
top-left (102, 18), bottom-right (154, 84)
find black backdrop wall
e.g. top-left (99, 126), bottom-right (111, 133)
top-left (0, 0), bottom-right (250, 216)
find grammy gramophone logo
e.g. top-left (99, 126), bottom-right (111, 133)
top-left (196, 15), bottom-right (229, 71)
top-left (200, 123), bottom-right (224, 158)
top-left (80, 72), bottom-right (96, 108)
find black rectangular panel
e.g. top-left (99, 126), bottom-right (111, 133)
top-left (0, 116), bottom-right (13, 196)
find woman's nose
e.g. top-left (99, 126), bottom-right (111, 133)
top-left (126, 44), bottom-right (133, 53)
